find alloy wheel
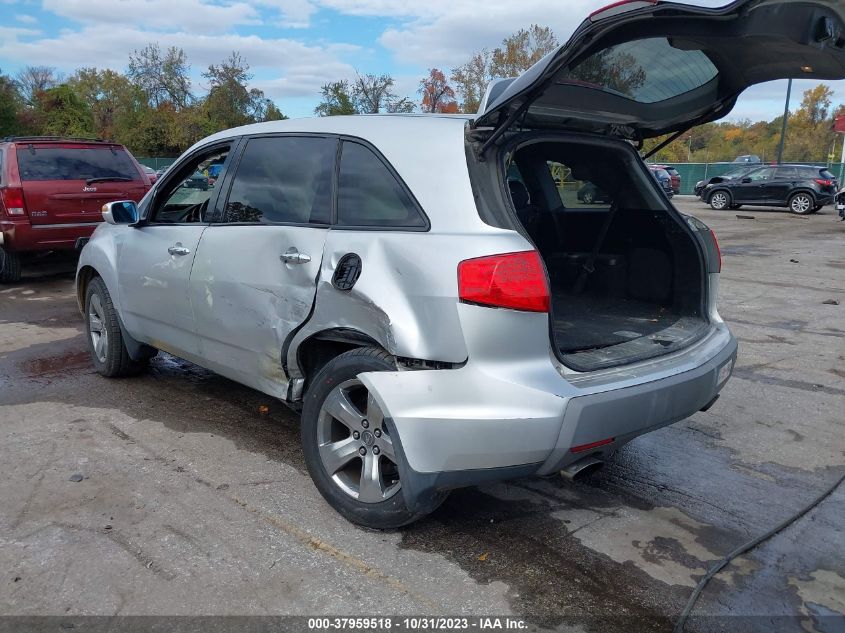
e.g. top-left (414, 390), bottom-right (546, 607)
top-left (316, 379), bottom-right (401, 503)
top-left (710, 192), bottom-right (728, 210)
top-left (790, 194), bottom-right (812, 214)
top-left (88, 294), bottom-right (109, 363)
top-left (583, 191), bottom-right (594, 204)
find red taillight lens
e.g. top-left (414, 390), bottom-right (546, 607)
top-left (816, 178), bottom-right (832, 187)
top-left (710, 228), bottom-right (722, 273)
top-left (458, 251), bottom-right (550, 313)
top-left (571, 437), bottom-right (615, 453)
top-left (0, 187), bottom-right (26, 216)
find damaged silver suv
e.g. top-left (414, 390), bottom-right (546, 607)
top-left (77, 0), bottom-right (845, 527)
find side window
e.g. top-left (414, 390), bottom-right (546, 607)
top-left (774, 167), bottom-right (798, 180)
top-left (151, 146), bottom-right (229, 224)
top-left (545, 160), bottom-right (612, 209)
top-left (221, 136), bottom-right (335, 225)
top-left (746, 168), bottom-right (774, 182)
top-left (336, 142), bottom-right (425, 228)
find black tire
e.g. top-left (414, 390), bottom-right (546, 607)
top-left (0, 247), bottom-right (22, 283)
top-left (729, 204), bottom-right (742, 210)
top-left (788, 192), bottom-right (815, 215)
top-left (84, 277), bottom-right (147, 377)
top-left (301, 346), bottom-right (446, 529)
top-left (812, 204), bottom-right (823, 213)
top-left (709, 190), bottom-right (731, 210)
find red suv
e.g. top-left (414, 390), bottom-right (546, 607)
top-left (0, 137), bottom-right (150, 282)
top-left (652, 164), bottom-right (681, 195)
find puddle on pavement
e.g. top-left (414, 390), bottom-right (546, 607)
top-left (401, 486), bottom-right (688, 631)
top-left (21, 350), bottom-right (90, 376)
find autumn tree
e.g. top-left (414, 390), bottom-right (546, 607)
top-left (418, 68), bottom-right (457, 113)
top-left (451, 25), bottom-right (558, 113)
top-left (15, 66), bottom-right (62, 107)
top-left (314, 80), bottom-right (356, 116)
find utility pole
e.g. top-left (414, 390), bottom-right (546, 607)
top-left (776, 78), bottom-right (792, 164)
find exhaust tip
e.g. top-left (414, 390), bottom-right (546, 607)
top-left (560, 456), bottom-right (604, 481)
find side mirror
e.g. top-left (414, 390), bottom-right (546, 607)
top-left (102, 200), bottom-right (139, 225)
top-left (740, 177), bottom-right (752, 184)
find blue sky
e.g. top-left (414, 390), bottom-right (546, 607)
top-left (1, 0), bottom-right (843, 122)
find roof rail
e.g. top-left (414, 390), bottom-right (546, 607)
top-left (1, 136), bottom-right (107, 143)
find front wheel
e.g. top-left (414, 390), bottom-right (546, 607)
top-left (85, 277), bottom-right (148, 377)
top-left (582, 191), bottom-right (594, 204)
top-left (301, 347), bottom-right (446, 529)
top-left (709, 190), bottom-right (731, 210)
top-left (789, 193), bottom-right (815, 215)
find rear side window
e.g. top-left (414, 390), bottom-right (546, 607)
top-left (337, 142), bottom-right (426, 228)
top-left (222, 136), bottom-right (335, 225)
top-left (774, 167), bottom-right (798, 179)
top-left (16, 146), bottom-right (140, 181)
top-left (819, 169), bottom-right (836, 180)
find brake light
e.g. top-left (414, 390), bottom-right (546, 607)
top-left (0, 187), bottom-right (26, 216)
top-left (710, 228), bottom-right (722, 273)
top-left (458, 251), bottom-right (550, 313)
top-left (589, 0), bottom-right (657, 21)
top-left (816, 178), bottom-right (832, 187)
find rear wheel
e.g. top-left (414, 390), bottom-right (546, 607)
top-left (709, 190), bottom-right (731, 210)
top-left (0, 247), bottom-right (22, 283)
top-left (301, 347), bottom-right (445, 528)
top-left (85, 277), bottom-right (147, 377)
top-left (789, 192), bottom-right (814, 215)
top-left (582, 190), bottom-right (594, 204)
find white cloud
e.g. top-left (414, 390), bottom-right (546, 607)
top-left (15, 13), bottom-right (37, 23)
top-left (255, 0), bottom-right (319, 28)
top-left (42, 0), bottom-right (259, 34)
top-left (0, 25), bottom-right (360, 98)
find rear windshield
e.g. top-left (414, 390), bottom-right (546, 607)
top-left (564, 37), bottom-right (718, 103)
top-left (16, 146), bottom-right (140, 182)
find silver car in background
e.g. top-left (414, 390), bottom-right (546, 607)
top-left (77, 0), bottom-right (845, 527)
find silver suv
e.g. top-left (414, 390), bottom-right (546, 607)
top-left (76, 0), bottom-right (844, 527)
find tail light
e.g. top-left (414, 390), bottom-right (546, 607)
top-left (458, 251), bottom-right (550, 313)
top-left (710, 228), bottom-right (722, 272)
top-left (0, 187), bottom-right (26, 216)
top-left (816, 178), bottom-right (833, 187)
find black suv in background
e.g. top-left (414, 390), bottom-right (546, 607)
top-left (703, 164), bottom-right (838, 214)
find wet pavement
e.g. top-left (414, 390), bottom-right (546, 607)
top-left (1, 199), bottom-right (843, 631)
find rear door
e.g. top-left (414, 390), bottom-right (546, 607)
top-left (16, 143), bottom-right (148, 226)
top-left (475, 0), bottom-right (845, 141)
top-left (765, 166), bottom-right (799, 203)
top-left (189, 134), bottom-right (335, 399)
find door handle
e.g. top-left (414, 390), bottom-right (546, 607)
top-left (280, 248), bottom-right (311, 264)
top-left (168, 243), bottom-right (191, 256)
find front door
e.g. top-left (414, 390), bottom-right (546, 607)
top-left (190, 135), bottom-right (336, 398)
top-left (117, 144), bottom-right (233, 362)
top-left (731, 167), bottom-right (774, 203)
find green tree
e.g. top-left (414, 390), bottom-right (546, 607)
top-left (34, 85), bottom-right (95, 137)
top-left (128, 44), bottom-right (192, 109)
top-left (0, 70), bottom-right (23, 136)
top-left (314, 80), bottom-right (356, 116)
top-left (202, 51), bottom-right (277, 130)
top-left (68, 68), bottom-right (145, 141)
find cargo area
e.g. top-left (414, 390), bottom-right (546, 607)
top-left (505, 139), bottom-right (710, 371)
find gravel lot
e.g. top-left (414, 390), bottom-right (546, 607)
top-left (1, 197), bottom-right (843, 631)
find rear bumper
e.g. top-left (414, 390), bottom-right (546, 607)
top-left (362, 322), bottom-right (737, 513)
top-left (0, 220), bottom-right (100, 252)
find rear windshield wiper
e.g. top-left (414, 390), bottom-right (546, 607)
top-left (85, 176), bottom-right (133, 185)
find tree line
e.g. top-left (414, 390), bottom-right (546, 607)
top-left (1, 26), bottom-right (842, 163)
